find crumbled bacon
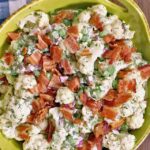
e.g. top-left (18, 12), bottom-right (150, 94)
top-left (8, 32), bottom-right (21, 41)
top-left (66, 76), bottom-right (80, 92)
top-left (67, 25), bottom-right (78, 38)
top-left (3, 52), bottom-right (14, 65)
top-left (138, 64), bottom-right (150, 79)
top-left (26, 51), bottom-right (42, 65)
top-left (50, 45), bottom-right (62, 63)
top-left (60, 59), bottom-right (73, 75)
top-left (100, 106), bottom-right (118, 120)
top-left (103, 34), bottom-right (115, 44)
top-left (89, 13), bottom-right (103, 31)
top-left (36, 35), bottom-right (48, 50)
top-left (53, 10), bottom-right (74, 23)
top-left (64, 35), bottom-right (79, 53)
top-left (110, 118), bottom-right (125, 130)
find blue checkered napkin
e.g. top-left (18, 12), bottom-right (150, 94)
top-left (0, 0), bottom-right (31, 24)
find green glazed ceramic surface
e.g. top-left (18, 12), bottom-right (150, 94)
top-left (0, 0), bottom-right (149, 149)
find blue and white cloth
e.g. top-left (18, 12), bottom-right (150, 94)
top-left (0, 0), bottom-right (31, 24)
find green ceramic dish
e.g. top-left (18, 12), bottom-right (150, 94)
top-left (0, 0), bottom-right (149, 149)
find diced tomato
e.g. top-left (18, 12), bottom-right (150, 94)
top-left (67, 25), bottom-right (78, 38)
top-left (42, 55), bottom-right (56, 71)
top-left (36, 35), bottom-right (48, 50)
top-left (45, 121), bottom-right (55, 142)
top-left (8, 32), bottom-right (21, 41)
top-left (3, 52), bottom-right (14, 65)
top-left (64, 35), bottom-right (79, 53)
top-left (138, 64), bottom-right (150, 79)
top-left (26, 51), bottom-right (42, 65)
top-left (110, 118), bottom-right (125, 130)
top-left (53, 10), bottom-right (74, 23)
top-left (50, 45), bottom-right (62, 63)
top-left (103, 34), bottom-right (115, 44)
top-left (66, 76), bottom-right (80, 92)
top-left (79, 93), bottom-right (88, 105)
top-left (89, 13), bottom-right (103, 31)
top-left (48, 74), bottom-right (61, 89)
top-left (100, 106), bottom-right (118, 120)
top-left (61, 59), bottom-right (73, 75)
top-left (118, 79), bottom-right (136, 93)
top-left (60, 107), bottom-right (73, 122)
top-left (103, 90), bottom-right (117, 101)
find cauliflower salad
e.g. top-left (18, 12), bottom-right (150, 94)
top-left (0, 4), bottom-right (150, 150)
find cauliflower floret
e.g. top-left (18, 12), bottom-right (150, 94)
top-left (15, 74), bottom-right (37, 90)
top-left (127, 114), bottom-right (144, 129)
top-left (50, 128), bottom-right (68, 150)
top-left (78, 11), bottom-right (91, 23)
top-left (103, 130), bottom-right (135, 150)
top-left (19, 12), bottom-right (49, 32)
top-left (90, 5), bottom-right (107, 17)
top-left (78, 56), bottom-right (95, 75)
top-left (56, 87), bottom-right (74, 104)
top-left (23, 134), bottom-right (49, 150)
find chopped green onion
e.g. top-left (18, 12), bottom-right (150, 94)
top-left (63, 19), bottom-right (72, 26)
top-left (73, 112), bottom-right (82, 119)
top-left (11, 70), bottom-right (18, 77)
top-left (46, 72), bottom-right (52, 80)
top-left (97, 57), bottom-right (105, 62)
top-left (112, 79), bottom-right (119, 89)
top-left (81, 35), bottom-right (88, 42)
top-left (99, 31), bottom-right (108, 37)
top-left (104, 66), bottom-right (115, 77)
top-left (120, 124), bottom-right (129, 132)
top-left (59, 29), bottom-right (66, 38)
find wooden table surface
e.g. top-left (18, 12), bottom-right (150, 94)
top-left (135, 0), bottom-right (150, 150)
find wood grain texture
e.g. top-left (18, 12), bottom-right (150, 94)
top-left (134, 0), bottom-right (150, 150)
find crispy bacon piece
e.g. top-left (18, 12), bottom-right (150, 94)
top-left (40, 93), bottom-right (53, 101)
top-left (48, 74), bottom-right (61, 89)
top-left (60, 106), bottom-right (73, 122)
top-left (80, 49), bottom-right (92, 56)
top-left (8, 32), bottom-right (21, 41)
top-left (64, 35), bottom-right (79, 53)
top-left (103, 34), bottom-right (115, 44)
top-left (117, 69), bottom-right (132, 78)
top-left (94, 121), bottom-right (110, 138)
top-left (103, 90), bottom-right (117, 101)
top-left (80, 93), bottom-right (102, 114)
top-left (3, 52), bottom-right (14, 65)
top-left (78, 134), bottom-right (102, 150)
top-left (42, 35), bottom-right (53, 46)
top-left (89, 13), bottom-right (103, 31)
top-left (67, 25), bottom-right (78, 38)
top-left (104, 93), bottom-right (132, 107)
top-left (37, 71), bottom-right (49, 93)
top-left (66, 77), bottom-right (80, 92)
top-left (16, 124), bottom-right (31, 140)
top-left (80, 92), bottom-right (88, 105)
top-left (45, 120), bottom-right (55, 142)
top-left (53, 10), bottom-right (74, 23)
top-left (50, 45), bottom-right (62, 63)
top-left (36, 35), bottom-right (48, 50)
top-left (103, 47), bottom-right (121, 64)
top-left (110, 118), bottom-right (125, 130)
top-left (22, 47), bottom-right (27, 55)
top-left (60, 59), bottom-right (73, 75)
top-left (26, 51), bottom-right (42, 65)
top-left (100, 106), bottom-right (118, 120)
top-left (103, 40), bottom-right (135, 64)
top-left (138, 64), bottom-right (150, 79)
top-left (118, 79), bottom-right (136, 93)
top-left (42, 55), bottom-right (56, 71)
